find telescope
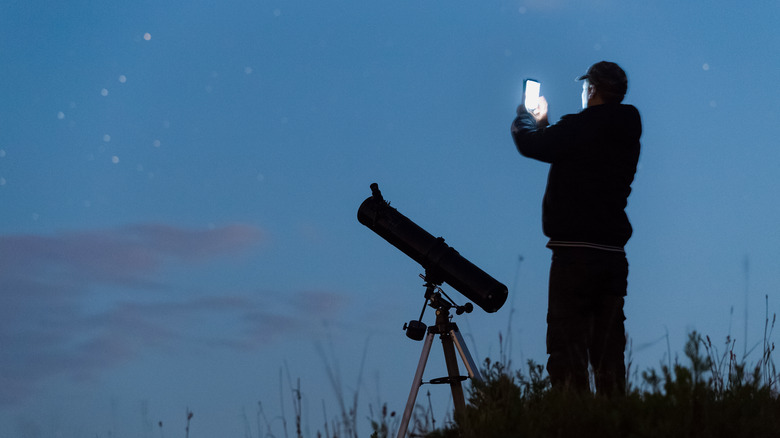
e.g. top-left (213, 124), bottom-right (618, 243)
top-left (357, 183), bottom-right (508, 313)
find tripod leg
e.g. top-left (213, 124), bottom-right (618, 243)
top-left (441, 332), bottom-right (467, 416)
top-left (450, 329), bottom-right (483, 381)
top-left (397, 331), bottom-right (435, 438)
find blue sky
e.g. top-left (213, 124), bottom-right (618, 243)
top-left (2, 1), bottom-right (779, 436)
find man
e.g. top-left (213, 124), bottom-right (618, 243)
top-left (510, 61), bottom-right (641, 395)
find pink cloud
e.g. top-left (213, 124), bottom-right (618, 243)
top-left (0, 223), bottom-right (263, 283)
top-left (0, 223), bottom-right (264, 404)
top-left (0, 223), bottom-right (351, 406)
top-left (121, 223), bottom-right (263, 261)
top-left (291, 290), bottom-right (349, 315)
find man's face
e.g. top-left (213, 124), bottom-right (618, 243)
top-left (581, 80), bottom-right (590, 109)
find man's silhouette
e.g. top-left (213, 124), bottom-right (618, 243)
top-left (511, 61), bottom-right (642, 395)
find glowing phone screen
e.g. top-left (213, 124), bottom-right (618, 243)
top-left (524, 79), bottom-right (541, 110)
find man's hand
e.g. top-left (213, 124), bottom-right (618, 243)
top-left (532, 96), bottom-right (549, 126)
top-left (516, 96), bottom-right (549, 127)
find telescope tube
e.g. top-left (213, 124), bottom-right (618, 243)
top-left (357, 184), bottom-right (508, 313)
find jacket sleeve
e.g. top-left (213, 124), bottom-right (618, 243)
top-left (511, 111), bottom-right (578, 164)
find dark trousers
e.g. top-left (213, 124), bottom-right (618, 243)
top-left (546, 247), bottom-right (628, 395)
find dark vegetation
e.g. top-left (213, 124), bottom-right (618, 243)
top-left (424, 309), bottom-right (779, 438)
top-left (154, 305), bottom-right (778, 438)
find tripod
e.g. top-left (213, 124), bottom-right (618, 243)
top-left (396, 276), bottom-right (482, 438)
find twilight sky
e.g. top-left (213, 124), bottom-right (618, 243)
top-left (1, 1), bottom-right (779, 436)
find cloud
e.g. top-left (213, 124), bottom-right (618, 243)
top-left (121, 223), bottom-right (264, 261)
top-left (0, 223), bottom-right (350, 406)
top-left (0, 222), bottom-right (265, 341)
top-left (0, 223), bottom-right (263, 285)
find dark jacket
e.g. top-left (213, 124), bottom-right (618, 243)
top-left (511, 103), bottom-right (641, 248)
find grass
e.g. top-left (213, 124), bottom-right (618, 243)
top-left (249, 325), bottom-right (777, 438)
top-left (424, 311), bottom-right (779, 438)
top-left (144, 300), bottom-right (779, 438)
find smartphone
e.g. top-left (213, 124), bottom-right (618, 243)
top-left (523, 79), bottom-right (541, 111)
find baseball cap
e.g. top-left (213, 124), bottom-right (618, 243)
top-left (577, 61), bottom-right (628, 97)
